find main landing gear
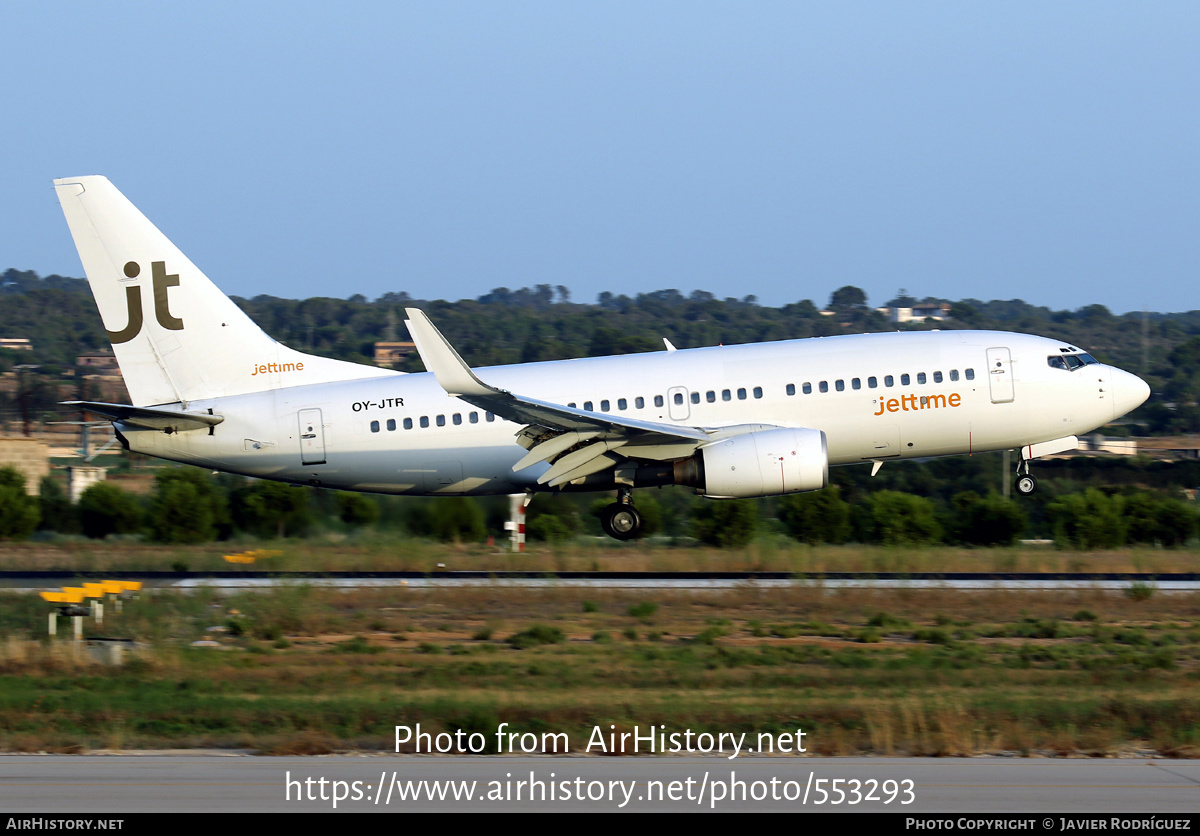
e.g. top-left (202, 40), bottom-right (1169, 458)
top-left (1014, 457), bottom-right (1038, 497)
top-left (599, 488), bottom-right (643, 541)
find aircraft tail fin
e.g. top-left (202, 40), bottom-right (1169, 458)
top-left (53, 176), bottom-right (394, 406)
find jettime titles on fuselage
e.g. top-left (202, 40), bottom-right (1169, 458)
top-left (251, 361), bottom-right (305, 376)
top-left (873, 392), bottom-right (962, 416)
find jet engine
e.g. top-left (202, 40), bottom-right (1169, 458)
top-left (691, 427), bottom-right (828, 498)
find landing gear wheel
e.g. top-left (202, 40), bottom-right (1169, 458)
top-left (1014, 474), bottom-right (1038, 496)
top-left (600, 503), bottom-right (642, 541)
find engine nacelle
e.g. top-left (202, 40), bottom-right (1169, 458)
top-left (696, 428), bottom-right (828, 498)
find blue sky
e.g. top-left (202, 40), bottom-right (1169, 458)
top-left (3, 2), bottom-right (1198, 314)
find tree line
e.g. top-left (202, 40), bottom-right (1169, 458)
top-left (1, 456), bottom-right (1195, 550)
top-left (4, 267), bottom-right (1200, 433)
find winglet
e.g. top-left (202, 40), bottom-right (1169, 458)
top-left (404, 309), bottom-right (502, 397)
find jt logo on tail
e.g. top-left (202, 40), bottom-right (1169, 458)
top-left (107, 261), bottom-right (184, 343)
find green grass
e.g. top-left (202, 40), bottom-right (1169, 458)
top-left (4, 583), bottom-right (1200, 755)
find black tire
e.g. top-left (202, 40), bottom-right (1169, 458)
top-left (1014, 475), bottom-right (1037, 496)
top-left (601, 503), bottom-right (642, 540)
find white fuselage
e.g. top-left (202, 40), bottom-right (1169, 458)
top-left (115, 329), bottom-right (1147, 496)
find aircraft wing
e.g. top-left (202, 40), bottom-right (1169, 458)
top-left (405, 309), bottom-right (723, 486)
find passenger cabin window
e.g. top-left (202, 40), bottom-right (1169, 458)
top-left (404, 418), bottom-right (413, 430)
top-left (885, 375), bottom-right (894, 387)
top-left (469, 413), bottom-right (478, 424)
top-left (420, 416), bottom-right (429, 428)
top-left (386, 418), bottom-right (396, 431)
top-left (486, 412), bottom-right (495, 422)
top-left (950, 370), bottom-right (959, 381)
top-left (706, 390), bottom-right (716, 403)
top-left (901, 374), bottom-right (910, 386)
top-left (917, 373), bottom-right (926, 384)
top-left (722, 389), bottom-right (731, 401)
top-left (965, 369), bottom-right (975, 380)
top-left (618, 398), bottom-right (627, 410)
top-left (635, 397), bottom-right (644, 409)
top-left (453, 414), bottom-right (462, 425)
top-left (600, 400), bottom-right (610, 412)
top-left (852, 378), bottom-right (861, 390)
top-left (584, 401), bottom-right (593, 411)
top-left (655, 395), bottom-right (665, 407)
top-left (753, 386), bottom-right (763, 399)
top-left (370, 420), bottom-right (380, 433)
top-left (802, 383), bottom-right (812, 395)
top-left (819, 381), bottom-right (829, 393)
top-left (835, 379), bottom-right (845, 392)
top-left (690, 392), bottom-right (700, 405)
top-left (933, 371), bottom-right (943, 383)
top-left (868, 377), bottom-right (878, 388)
top-left (786, 384), bottom-right (795, 396)
top-left (436, 415), bottom-right (445, 427)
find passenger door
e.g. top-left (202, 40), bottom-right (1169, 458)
top-left (986, 347), bottom-right (1014, 404)
top-left (298, 408), bottom-right (326, 465)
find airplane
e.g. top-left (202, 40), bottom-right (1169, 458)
top-left (53, 176), bottom-right (1152, 540)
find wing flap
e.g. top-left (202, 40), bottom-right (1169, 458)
top-left (513, 430), bottom-right (601, 472)
top-left (537, 440), bottom-right (628, 486)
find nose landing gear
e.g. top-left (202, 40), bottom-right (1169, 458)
top-left (1014, 458), bottom-right (1038, 496)
top-left (599, 488), bottom-right (643, 540)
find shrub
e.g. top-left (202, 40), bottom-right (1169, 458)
top-left (78, 482), bottom-right (142, 539)
top-left (948, 491), bottom-right (1027, 546)
top-left (691, 500), bottom-right (757, 547)
top-left (507, 625), bottom-right (565, 649)
top-left (407, 497), bottom-right (486, 543)
top-left (777, 486), bottom-right (852, 544)
top-left (1047, 489), bottom-right (1127, 549)
top-left (866, 491), bottom-right (942, 545)
top-left (0, 467), bottom-right (39, 540)
top-left (337, 492), bottom-right (379, 527)
top-left (1126, 582), bottom-right (1156, 602)
top-left (1123, 490), bottom-right (1197, 547)
top-left (231, 480), bottom-right (310, 539)
top-left (628, 602), bottom-right (658, 621)
top-left (147, 468), bottom-right (226, 543)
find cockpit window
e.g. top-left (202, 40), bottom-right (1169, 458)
top-left (1048, 353), bottom-right (1099, 371)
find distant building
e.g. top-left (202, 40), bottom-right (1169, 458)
top-left (0, 438), bottom-right (49, 495)
top-left (0, 338), bottom-right (31, 351)
top-left (373, 341), bottom-right (416, 367)
top-left (76, 350), bottom-right (119, 370)
top-left (877, 303), bottom-right (952, 324)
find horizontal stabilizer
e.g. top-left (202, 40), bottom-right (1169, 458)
top-left (63, 401), bottom-right (224, 433)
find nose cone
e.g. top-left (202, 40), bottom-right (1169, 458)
top-left (1110, 369), bottom-right (1151, 420)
